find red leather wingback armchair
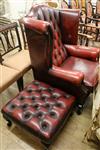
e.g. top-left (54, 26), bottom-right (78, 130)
top-left (23, 5), bottom-right (100, 114)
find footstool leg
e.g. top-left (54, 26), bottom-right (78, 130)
top-left (70, 111), bottom-right (74, 116)
top-left (41, 141), bottom-right (51, 150)
top-left (7, 120), bottom-right (12, 127)
top-left (1, 80), bottom-right (76, 149)
top-left (76, 104), bottom-right (83, 115)
top-left (3, 115), bottom-right (12, 127)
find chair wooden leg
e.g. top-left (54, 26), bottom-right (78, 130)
top-left (80, 36), bottom-right (83, 45)
top-left (17, 76), bottom-right (24, 91)
top-left (85, 38), bottom-right (89, 46)
top-left (76, 104), bottom-right (83, 115)
top-left (95, 28), bottom-right (99, 41)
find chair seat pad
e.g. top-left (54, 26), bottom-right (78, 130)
top-left (2, 80), bottom-right (75, 143)
top-left (61, 56), bottom-right (98, 87)
top-left (0, 64), bottom-right (21, 92)
top-left (3, 50), bottom-right (31, 73)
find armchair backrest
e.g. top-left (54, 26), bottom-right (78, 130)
top-left (0, 22), bottom-right (22, 63)
top-left (25, 5), bottom-right (79, 68)
top-left (61, 0), bottom-right (69, 9)
top-left (86, 1), bottom-right (93, 17)
top-left (71, 0), bottom-right (78, 9)
top-left (96, 0), bottom-right (100, 14)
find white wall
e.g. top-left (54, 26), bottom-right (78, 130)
top-left (6, 0), bottom-right (32, 19)
top-left (4, 0), bottom-right (98, 20)
top-left (91, 0), bottom-right (96, 4)
top-left (5, 0), bottom-right (45, 19)
top-left (6, 0), bottom-right (61, 20)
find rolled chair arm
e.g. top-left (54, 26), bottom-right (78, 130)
top-left (64, 45), bottom-right (100, 61)
top-left (49, 65), bottom-right (84, 85)
top-left (21, 17), bottom-right (51, 34)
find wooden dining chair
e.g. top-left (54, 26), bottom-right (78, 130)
top-left (0, 19), bottom-right (31, 92)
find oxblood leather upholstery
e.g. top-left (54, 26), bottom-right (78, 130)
top-left (2, 80), bottom-right (75, 143)
top-left (23, 5), bottom-right (100, 111)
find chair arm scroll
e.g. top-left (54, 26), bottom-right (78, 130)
top-left (49, 65), bottom-right (84, 85)
top-left (64, 45), bottom-right (100, 61)
top-left (21, 17), bottom-right (51, 34)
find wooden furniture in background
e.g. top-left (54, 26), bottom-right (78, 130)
top-left (0, 17), bottom-right (31, 93)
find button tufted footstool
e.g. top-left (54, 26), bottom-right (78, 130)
top-left (2, 80), bottom-right (76, 150)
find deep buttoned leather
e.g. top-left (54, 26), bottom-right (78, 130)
top-left (23, 5), bottom-right (99, 87)
top-left (22, 5), bottom-right (100, 110)
top-left (2, 80), bottom-right (75, 142)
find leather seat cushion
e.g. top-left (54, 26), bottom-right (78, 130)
top-left (0, 64), bottom-right (21, 93)
top-left (61, 56), bottom-right (98, 87)
top-left (2, 80), bottom-right (75, 143)
top-left (3, 50), bottom-right (31, 73)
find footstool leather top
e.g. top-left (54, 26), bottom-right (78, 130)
top-left (2, 80), bottom-right (75, 143)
